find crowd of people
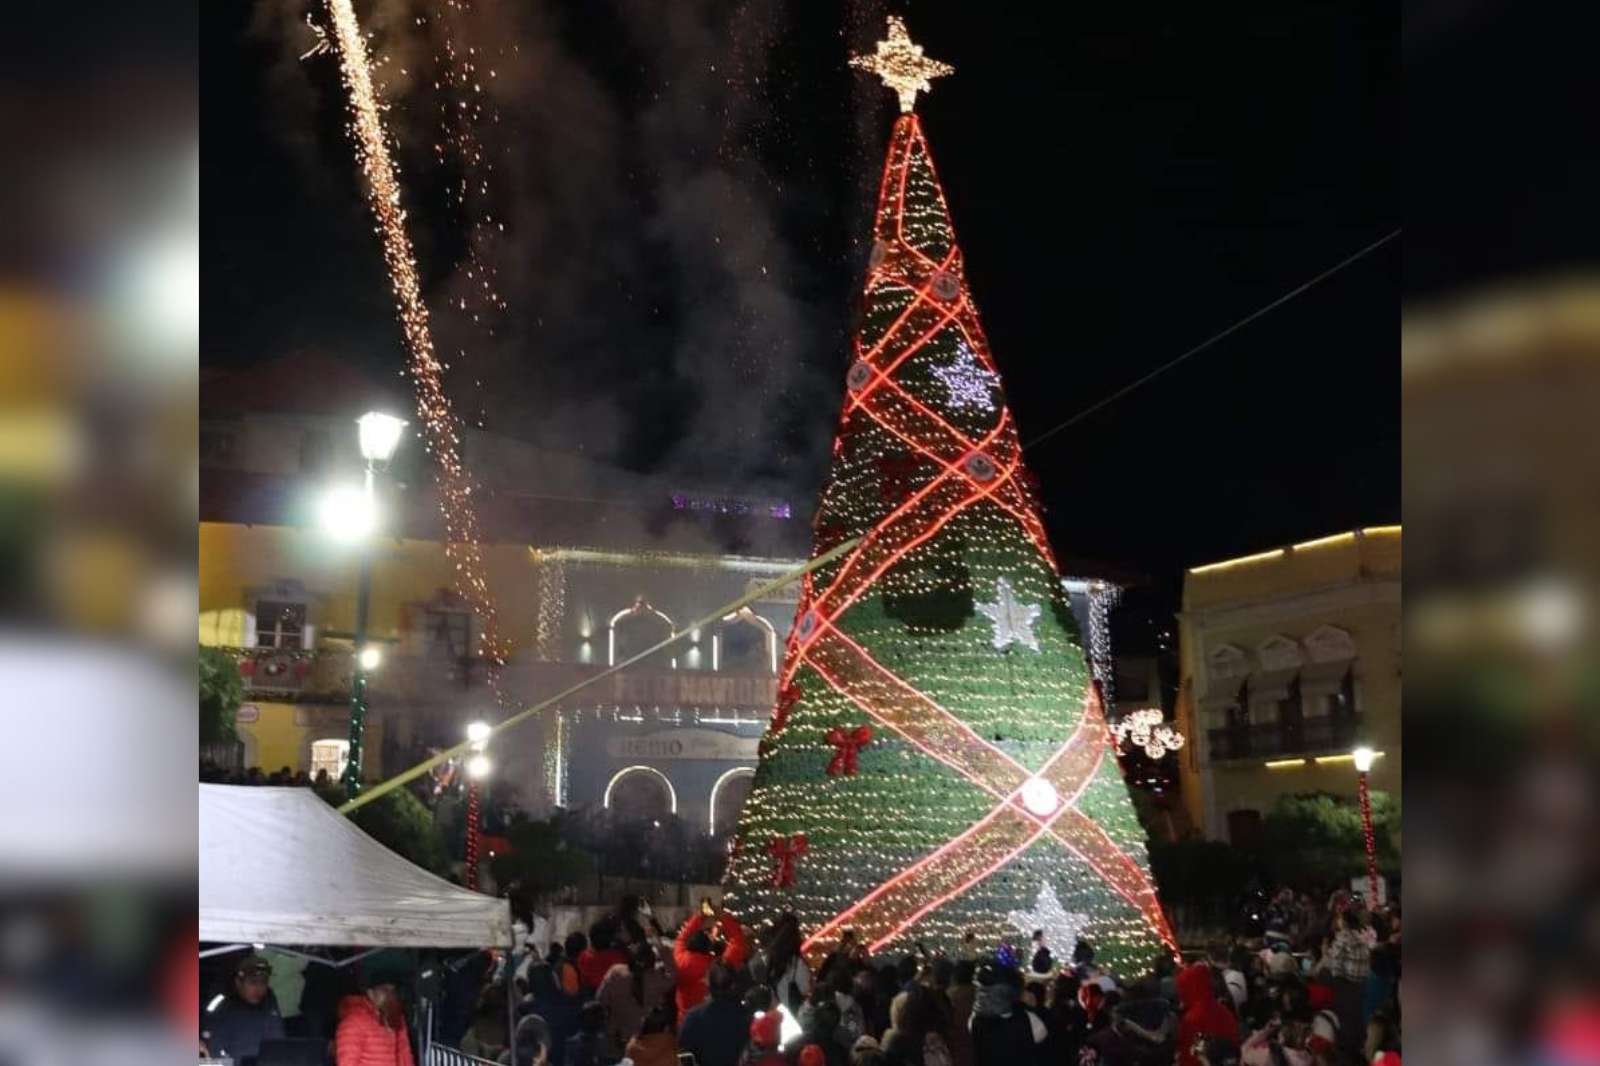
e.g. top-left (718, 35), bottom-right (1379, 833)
top-left (197, 872), bottom-right (1398, 1066)
top-left (423, 885), bottom-right (1400, 1066)
top-left (199, 762), bottom-right (332, 788)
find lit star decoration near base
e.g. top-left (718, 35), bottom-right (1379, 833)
top-left (932, 342), bottom-right (999, 412)
top-left (1008, 882), bottom-right (1091, 957)
top-left (976, 577), bottom-right (1043, 652)
top-left (722, 16), bottom-right (1177, 976)
top-left (849, 16), bottom-right (955, 114)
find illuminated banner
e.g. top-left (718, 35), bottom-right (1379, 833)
top-left (607, 672), bottom-right (778, 710)
top-left (605, 729), bottom-right (761, 761)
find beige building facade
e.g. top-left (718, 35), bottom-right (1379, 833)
top-left (1174, 527), bottom-right (1401, 843)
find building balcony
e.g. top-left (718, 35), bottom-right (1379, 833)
top-left (224, 645), bottom-right (777, 714)
top-left (228, 645), bottom-right (486, 702)
top-left (1206, 714), bottom-right (1364, 763)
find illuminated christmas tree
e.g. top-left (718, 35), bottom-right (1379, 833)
top-left (722, 17), bottom-right (1177, 975)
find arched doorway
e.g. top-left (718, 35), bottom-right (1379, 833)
top-left (603, 765), bottom-right (678, 823)
top-left (708, 767), bottom-right (755, 835)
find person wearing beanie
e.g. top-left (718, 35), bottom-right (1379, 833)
top-left (201, 954), bottom-right (286, 1064)
top-left (741, 1012), bottom-right (787, 1066)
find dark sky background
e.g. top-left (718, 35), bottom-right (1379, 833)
top-left (203, 0), bottom-right (1397, 584)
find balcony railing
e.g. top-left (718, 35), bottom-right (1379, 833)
top-left (223, 646), bottom-right (776, 709)
top-left (1206, 714), bottom-right (1363, 762)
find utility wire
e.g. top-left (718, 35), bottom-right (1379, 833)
top-left (1024, 228), bottom-right (1401, 450)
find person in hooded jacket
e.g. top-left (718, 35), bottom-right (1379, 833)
top-left (674, 900), bottom-right (750, 1021)
top-left (1177, 963), bottom-right (1241, 1066)
top-left (335, 972), bottom-right (415, 1066)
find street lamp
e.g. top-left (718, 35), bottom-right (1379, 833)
top-left (1352, 745), bottom-right (1380, 905)
top-left (357, 412), bottom-right (408, 468)
top-left (332, 411), bottom-right (408, 796)
top-left (464, 720), bottom-right (492, 890)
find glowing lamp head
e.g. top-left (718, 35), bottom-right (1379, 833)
top-left (357, 411), bottom-right (407, 464)
top-left (1352, 746), bottom-right (1377, 773)
top-left (466, 753), bottom-right (492, 780)
top-left (466, 720), bottom-right (492, 746)
top-left (319, 484), bottom-right (377, 542)
top-left (1020, 777), bottom-right (1060, 816)
top-left (357, 645), bottom-right (382, 671)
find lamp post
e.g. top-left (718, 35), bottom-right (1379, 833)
top-left (327, 411), bottom-right (407, 796)
top-left (464, 721), bottom-right (492, 890)
top-left (1352, 745), bottom-right (1380, 906)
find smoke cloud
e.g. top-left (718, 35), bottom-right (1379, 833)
top-left (247, 0), bottom-right (896, 503)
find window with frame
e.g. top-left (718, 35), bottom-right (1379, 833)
top-left (254, 601), bottom-right (308, 649)
top-left (1278, 676), bottom-right (1305, 752)
top-left (1326, 667), bottom-right (1359, 744)
top-left (310, 738), bottom-right (350, 783)
top-left (423, 607), bottom-right (473, 659)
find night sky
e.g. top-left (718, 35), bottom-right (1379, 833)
top-left (203, 0), bottom-right (1397, 583)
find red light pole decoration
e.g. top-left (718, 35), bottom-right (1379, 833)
top-left (464, 721), bottom-right (492, 891)
top-left (1353, 746), bottom-right (1380, 905)
top-left (721, 17), bottom-right (1177, 975)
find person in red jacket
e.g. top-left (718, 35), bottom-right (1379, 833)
top-left (575, 918), bottom-right (630, 994)
top-left (335, 975), bottom-right (416, 1066)
top-left (1177, 962), bottom-right (1240, 1066)
top-left (674, 898), bottom-right (750, 1019)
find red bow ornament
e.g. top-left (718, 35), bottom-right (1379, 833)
top-left (825, 725), bottom-right (874, 777)
top-left (769, 833), bottom-right (808, 888)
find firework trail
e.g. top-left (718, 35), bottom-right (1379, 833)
top-left (322, 0), bottom-right (508, 675)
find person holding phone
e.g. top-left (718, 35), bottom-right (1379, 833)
top-left (673, 898), bottom-right (749, 1021)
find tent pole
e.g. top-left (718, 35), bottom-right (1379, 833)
top-left (506, 930), bottom-right (518, 1066)
top-left (198, 943), bottom-right (250, 959)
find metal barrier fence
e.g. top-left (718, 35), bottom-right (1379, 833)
top-left (426, 1045), bottom-right (501, 1066)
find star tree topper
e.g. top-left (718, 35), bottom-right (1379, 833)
top-left (976, 577), bottom-right (1042, 652)
top-left (933, 342), bottom-right (999, 412)
top-left (850, 16), bottom-right (954, 113)
top-left (1008, 882), bottom-right (1091, 955)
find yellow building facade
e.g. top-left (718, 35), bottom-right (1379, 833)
top-left (199, 521), bottom-right (539, 779)
top-left (1174, 527), bottom-right (1401, 843)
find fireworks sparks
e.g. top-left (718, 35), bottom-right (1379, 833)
top-left (428, 0), bottom-right (509, 431)
top-left (322, 0), bottom-right (508, 676)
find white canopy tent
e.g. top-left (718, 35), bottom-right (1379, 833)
top-left (199, 784), bottom-right (510, 949)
